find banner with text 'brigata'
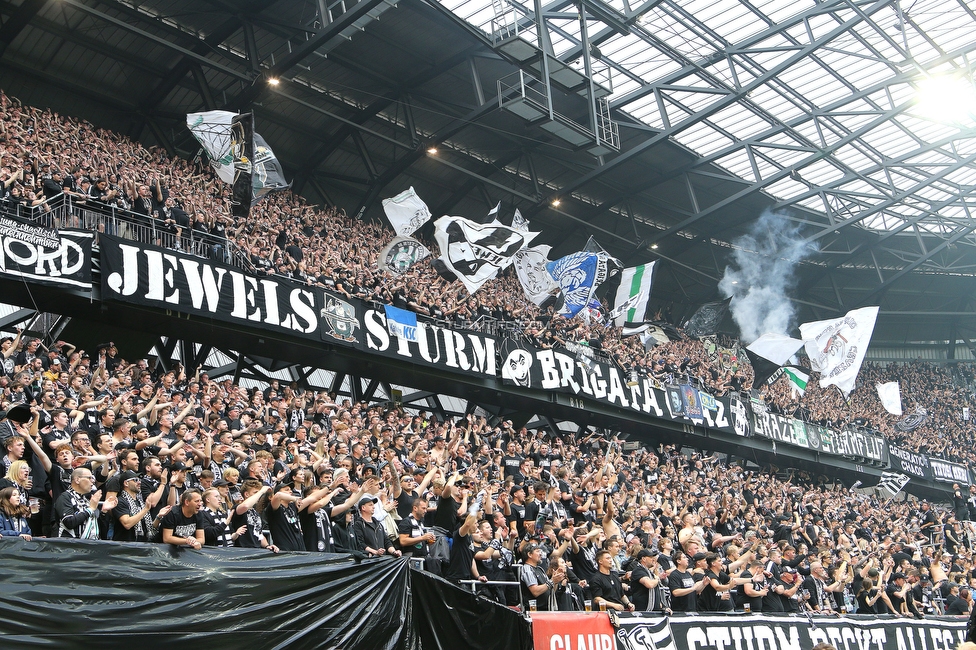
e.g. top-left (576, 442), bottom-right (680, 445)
top-left (613, 613), bottom-right (967, 650)
top-left (99, 235), bottom-right (360, 347)
top-left (498, 339), bottom-right (742, 434)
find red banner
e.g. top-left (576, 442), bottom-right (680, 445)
top-left (530, 612), bottom-right (616, 650)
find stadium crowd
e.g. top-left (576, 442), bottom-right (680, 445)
top-left (0, 90), bottom-right (972, 467)
top-left (2, 91), bottom-right (976, 623)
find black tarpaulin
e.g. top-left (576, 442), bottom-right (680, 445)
top-left (411, 567), bottom-right (532, 650)
top-left (0, 538), bottom-right (530, 650)
top-left (0, 538), bottom-right (411, 648)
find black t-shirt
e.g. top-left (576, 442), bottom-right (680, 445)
top-left (591, 570), bottom-right (624, 606)
top-left (397, 515), bottom-right (429, 557)
top-left (501, 455), bottom-right (522, 479)
top-left (112, 492), bottom-right (149, 542)
top-left (396, 488), bottom-right (418, 520)
top-left (700, 569), bottom-right (733, 611)
top-left (630, 564), bottom-right (654, 611)
top-left (445, 530), bottom-right (476, 583)
top-left (668, 569), bottom-right (698, 612)
top-left (231, 507), bottom-right (265, 548)
top-left (433, 494), bottom-right (461, 533)
top-left (158, 507), bottom-right (205, 544)
top-left (567, 543), bottom-right (598, 582)
top-left (300, 504), bottom-right (336, 553)
top-left (945, 597), bottom-right (970, 615)
top-left (268, 500), bottom-right (305, 551)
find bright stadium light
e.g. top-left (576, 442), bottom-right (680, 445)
top-left (427, 147), bottom-right (438, 154)
top-left (914, 75), bottom-right (976, 124)
top-left (267, 77), bottom-right (280, 86)
top-left (551, 198), bottom-right (561, 207)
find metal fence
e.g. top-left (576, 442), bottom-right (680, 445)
top-left (1, 193), bottom-right (253, 270)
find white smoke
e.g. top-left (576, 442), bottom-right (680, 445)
top-left (718, 211), bottom-right (816, 344)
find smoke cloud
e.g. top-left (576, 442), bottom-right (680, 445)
top-left (718, 211), bottom-right (816, 344)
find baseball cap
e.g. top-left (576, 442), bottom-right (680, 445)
top-left (692, 552), bottom-right (708, 562)
top-left (357, 495), bottom-right (379, 508)
top-left (637, 549), bottom-right (659, 560)
top-left (119, 470), bottom-right (140, 483)
top-left (891, 572), bottom-right (907, 581)
top-left (511, 485), bottom-right (525, 496)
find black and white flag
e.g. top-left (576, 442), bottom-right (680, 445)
top-left (876, 472), bottom-right (910, 500)
top-left (433, 215), bottom-right (537, 294)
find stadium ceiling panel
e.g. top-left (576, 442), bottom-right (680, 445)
top-left (0, 0), bottom-right (975, 347)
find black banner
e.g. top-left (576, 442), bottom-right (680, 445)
top-left (887, 444), bottom-right (933, 481)
top-left (499, 339), bottom-right (744, 433)
top-left (360, 306), bottom-right (499, 378)
top-left (614, 613), bottom-right (968, 650)
top-left (0, 538), bottom-right (529, 650)
top-left (929, 457), bottom-right (971, 485)
top-left (0, 228), bottom-right (91, 290)
top-left (100, 235), bottom-right (357, 345)
top-left (751, 409), bottom-right (885, 461)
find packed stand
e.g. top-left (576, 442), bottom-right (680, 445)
top-left (0, 327), bottom-right (974, 622)
top-left (4, 92), bottom-right (973, 465)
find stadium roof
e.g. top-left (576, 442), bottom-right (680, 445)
top-left (1, 0), bottom-right (976, 351)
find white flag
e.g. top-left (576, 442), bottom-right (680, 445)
top-left (746, 332), bottom-right (805, 367)
top-left (187, 110), bottom-right (236, 184)
top-left (800, 306), bottom-right (879, 397)
top-left (514, 245), bottom-right (561, 306)
top-left (876, 381), bottom-right (902, 416)
top-left (382, 187), bottom-right (431, 237)
top-left (613, 262), bottom-right (656, 327)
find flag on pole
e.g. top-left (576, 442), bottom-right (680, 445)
top-left (546, 237), bottom-right (620, 318)
top-left (745, 333), bottom-right (805, 385)
top-left (433, 215), bottom-right (538, 294)
top-left (683, 297), bottom-right (732, 338)
top-left (612, 262), bottom-right (656, 327)
top-left (876, 381), bottom-right (902, 416)
top-left (782, 367), bottom-right (809, 396)
top-left (875, 472), bottom-right (910, 500)
top-left (800, 306), bottom-right (879, 397)
top-left (514, 245), bottom-right (562, 307)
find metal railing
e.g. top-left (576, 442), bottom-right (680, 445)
top-left (0, 193), bottom-right (255, 272)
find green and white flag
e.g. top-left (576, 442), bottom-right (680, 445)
top-left (783, 367), bottom-right (809, 395)
top-left (613, 262), bottom-right (656, 327)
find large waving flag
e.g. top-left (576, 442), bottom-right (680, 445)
top-left (877, 381), bottom-right (902, 415)
top-left (613, 262), bottom-right (656, 327)
top-left (382, 187), bottom-right (431, 237)
top-left (800, 306), bottom-right (879, 397)
top-left (547, 237), bottom-right (620, 318)
top-left (745, 332), bottom-right (805, 386)
top-left (433, 215), bottom-right (537, 294)
top-left (187, 110), bottom-right (235, 184)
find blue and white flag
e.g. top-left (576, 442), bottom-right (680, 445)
top-left (384, 305), bottom-right (419, 342)
top-left (699, 392), bottom-right (717, 411)
top-left (546, 237), bottom-right (620, 318)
